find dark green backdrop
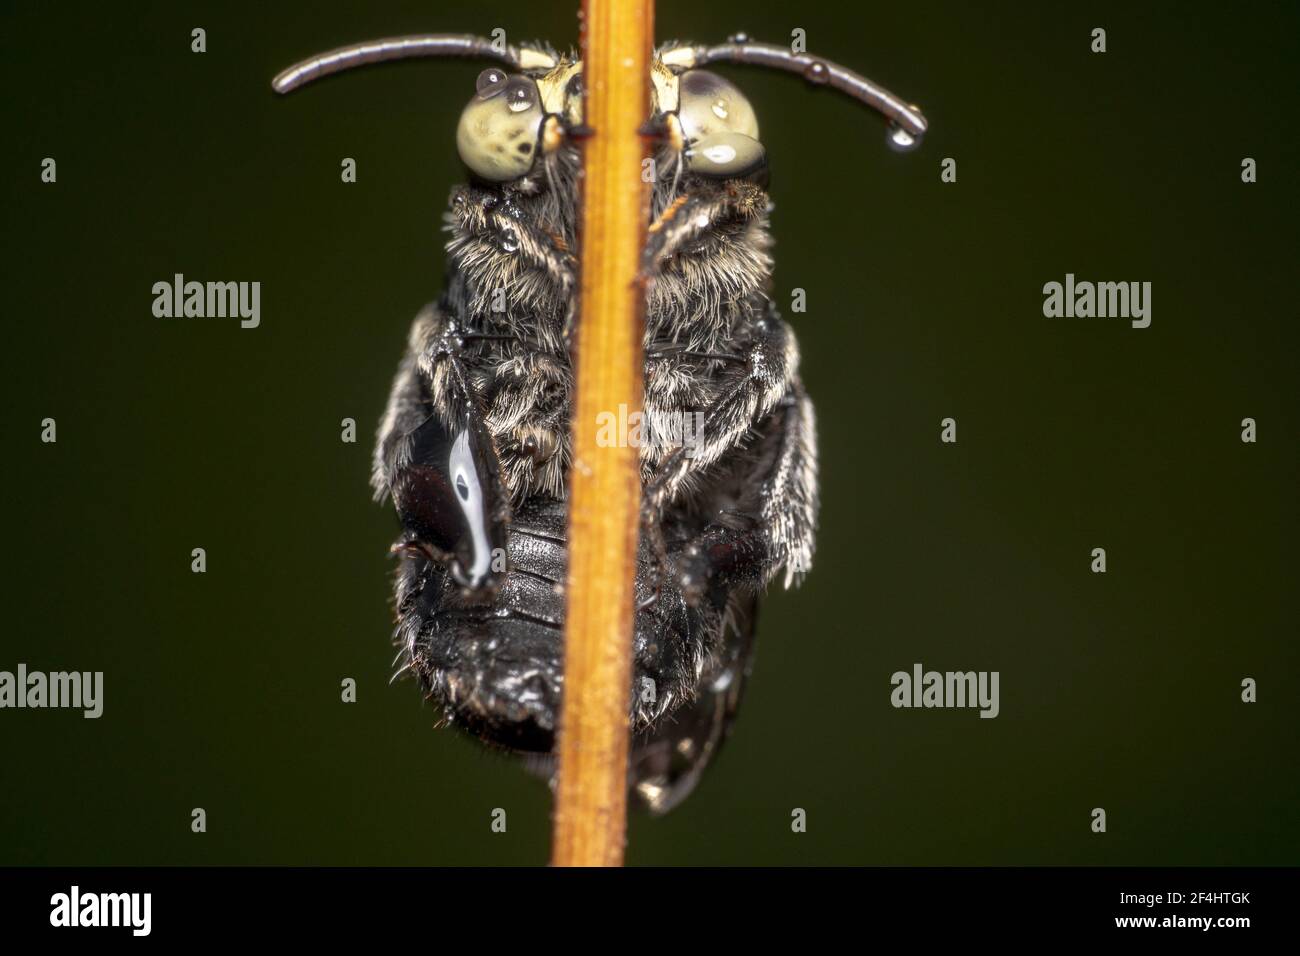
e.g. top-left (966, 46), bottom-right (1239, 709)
top-left (2, 1), bottom-right (1296, 865)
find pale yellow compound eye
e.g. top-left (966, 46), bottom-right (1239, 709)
top-left (685, 130), bottom-right (767, 177)
top-left (456, 69), bottom-right (544, 182)
top-left (677, 69), bottom-right (759, 140)
top-left (677, 69), bottom-right (764, 177)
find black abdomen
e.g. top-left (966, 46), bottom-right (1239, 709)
top-left (395, 494), bottom-right (733, 761)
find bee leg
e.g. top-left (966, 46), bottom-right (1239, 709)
top-left (640, 182), bottom-right (766, 280)
top-left (450, 185), bottom-right (578, 343)
top-left (375, 303), bottom-right (491, 493)
top-left (372, 306), bottom-right (441, 500)
top-left (639, 316), bottom-right (798, 604)
top-left (655, 313), bottom-right (795, 488)
top-left (374, 302), bottom-right (512, 594)
top-left (469, 192), bottom-right (577, 300)
top-left (676, 386), bottom-right (819, 605)
top-left (645, 344), bottom-right (748, 366)
top-left (636, 488), bottom-right (675, 609)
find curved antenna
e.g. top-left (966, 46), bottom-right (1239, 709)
top-left (667, 38), bottom-right (927, 148)
top-left (272, 34), bottom-right (533, 94)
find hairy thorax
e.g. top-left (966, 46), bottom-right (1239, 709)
top-left (438, 152), bottom-right (779, 506)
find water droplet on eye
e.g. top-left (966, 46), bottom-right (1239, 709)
top-left (887, 122), bottom-right (920, 151)
top-left (803, 61), bottom-right (829, 85)
top-left (727, 32), bottom-right (750, 44)
top-left (506, 87), bottom-right (532, 113)
top-left (711, 99), bottom-right (729, 120)
top-left (476, 68), bottom-right (507, 96)
top-left (701, 143), bottom-right (737, 165)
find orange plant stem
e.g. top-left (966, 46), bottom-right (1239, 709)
top-left (551, 0), bottom-right (654, 867)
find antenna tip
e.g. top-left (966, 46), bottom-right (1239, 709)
top-left (271, 68), bottom-right (302, 94)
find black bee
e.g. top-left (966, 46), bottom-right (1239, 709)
top-left (273, 33), bottom-right (925, 812)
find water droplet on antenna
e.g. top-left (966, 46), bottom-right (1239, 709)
top-left (887, 123), bottom-right (920, 151)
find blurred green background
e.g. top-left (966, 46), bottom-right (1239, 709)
top-left (2, 0), bottom-right (1297, 865)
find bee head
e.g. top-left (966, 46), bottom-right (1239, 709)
top-left (455, 56), bottom-right (769, 184)
top-left (273, 32), bottom-right (926, 183)
top-left (455, 68), bottom-right (545, 181)
top-left (653, 65), bottom-right (766, 179)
